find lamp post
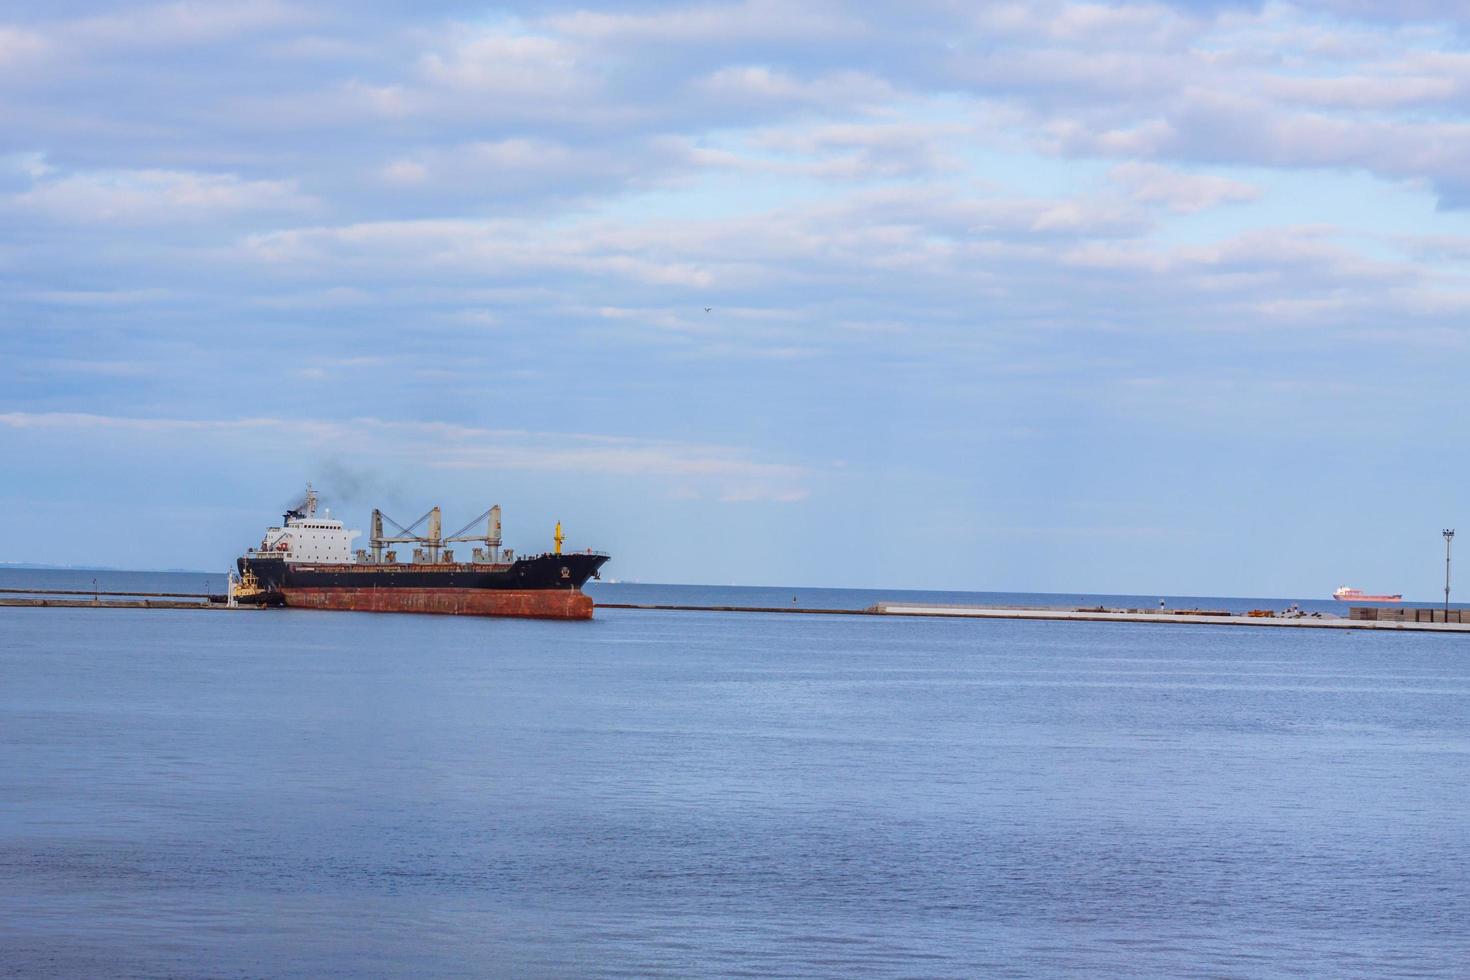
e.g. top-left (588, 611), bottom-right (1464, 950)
top-left (1444, 529), bottom-right (1455, 619)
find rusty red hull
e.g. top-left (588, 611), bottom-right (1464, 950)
top-left (280, 587), bottom-right (594, 620)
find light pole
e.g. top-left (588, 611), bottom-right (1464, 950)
top-left (1444, 529), bottom-right (1455, 619)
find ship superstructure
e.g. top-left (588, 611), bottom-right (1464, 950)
top-left (236, 485), bottom-right (609, 619)
top-left (255, 487), bottom-right (361, 563)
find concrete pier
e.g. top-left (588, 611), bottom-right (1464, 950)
top-left (866, 602), bottom-right (1470, 633)
top-left (598, 601), bottom-right (1470, 633)
top-left (595, 603), bottom-right (871, 616)
top-left (0, 597), bottom-right (233, 610)
top-left (0, 587), bottom-right (219, 600)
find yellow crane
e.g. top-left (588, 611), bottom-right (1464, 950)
top-left (554, 521), bottom-right (564, 555)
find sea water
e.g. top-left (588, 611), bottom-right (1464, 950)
top-left (1, 570), bottom-right (1468, 976)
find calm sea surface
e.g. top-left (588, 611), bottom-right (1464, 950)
top-left (2, 570), bottom-right (1469, 977)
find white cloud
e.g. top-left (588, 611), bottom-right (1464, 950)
top-left (2, 152), bottom-right (54, 179)
top-left (26, 358), bottom-right (153, 377)
top-left (546, 1), bottom-right (865, 45)
top-left (0, 412), bottom-right (812, 503)
top-left (12, 168), bottom-right (314, 223)
top-left (1263, 73), bottom-right (1459, 109)
top-left (694, 65), bottom-right (896, 109)
top-left (418, 30), bottom-right (587, 97)
top-left (240, 217), bottom-right (718, 287)
top-left (64, 0), bottom-right (312, 49)
top-left (213, 176), bottom-right (1466, 353)
top-left (730, 120), bottom-right (966, 179)
top-left (376, 137), bottom-right (680, 197)
top-left (379, 159), bottom-right (429, 185)
top-left (0, 26), bottom-right (47, 69)
top-left (262, 34), bottom-right (373, 62)
top-left (969, 2), bottom-right (1197, 46)
top-left (22, 288), bottom-right (174, 306)
top-left (1109, 162), bottom-right (1261, 213)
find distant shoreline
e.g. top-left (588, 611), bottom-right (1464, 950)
top-left (0, 562), bottom-right (216, 574)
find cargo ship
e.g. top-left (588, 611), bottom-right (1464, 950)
top-left (234, 485), bottom-right (608, 619)
top-left (1333, 586), bottom-right (1402, 602)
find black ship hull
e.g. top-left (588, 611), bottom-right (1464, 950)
top-left (236, 552), bottom-right (609, 619)
top-left (239, 551), bottom-right (607, 592)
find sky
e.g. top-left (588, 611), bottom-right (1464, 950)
top-left (2, 0), bottom-right (1469, 597)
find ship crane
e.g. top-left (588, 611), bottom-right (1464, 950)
top-left (369, 504), bottom-right (504, 564)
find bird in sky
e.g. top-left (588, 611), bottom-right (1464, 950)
top-left (704, 307), bottom-right (712, 313)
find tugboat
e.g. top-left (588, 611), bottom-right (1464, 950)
top-left (236, 485), bottom-right (609, 619)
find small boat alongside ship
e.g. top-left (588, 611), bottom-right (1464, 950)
top-left (234, 485), bottom-right (608, 619)
top-left (1333, 586), bottom-right (1402, 602)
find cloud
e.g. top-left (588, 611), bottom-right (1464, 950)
top-left (1108, 162), bottom-right (1261, 213)
top-left (417, 29), bottom-right (589, 99)
top-left (917, 4), bottom-right (1470, 206)
top-left (694, 65), bottom-right (896, 110)
top-left (0, 152), bottom-right (53, 183)
top-left (0, 412), bottom-right (812, 503)
top-left (374, 135), bottom-right (693, 202)
top-left (1300, 0), bottom-right (1470, 19)
top-left (238, 179), bottom-right (1151, 282)
top-left (6, 0), bottom-right (1470, 206)
top-left (734, 121), bottom-right (966, 179)
top-left (969, 2), bottom-right (1200, 45)
top-left (1262, 72), bottom-right (1460, 110)
top-left (22, 288), bottom-right (174, 306)
top-left (62, 0), bottom-right (311, 50)
top-left (11, 167), bottom-right (314, 223)
top-left (379, 158), bottom-right (430, 185)
top-left (240, 217), bottom-right (719, 287)
top-left (211, 171), bottom-right (1469, 358)
top-left (545, 1), bottom-right (865, 45)
top-left (26, 358), bottom-right (153, 377)
top-left (0, 26), bottom-right (47, 69)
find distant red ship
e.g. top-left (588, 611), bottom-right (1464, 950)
top-left (1333, 586), bottom-right (1402, 602)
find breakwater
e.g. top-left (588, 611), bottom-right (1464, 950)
top-left (0, 597), bottom-right (226, 609)
top-left (0, 585), bottom-right (225, 610)
top-left (598, 601), bottom-right (1470, 633)
top-left (0, 587), bottom-right (216, 599)
top-left (5, 586), bottom-right (1467, 632)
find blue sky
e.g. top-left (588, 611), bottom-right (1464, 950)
top-left (3, 0), bottom-right (1469, 597)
